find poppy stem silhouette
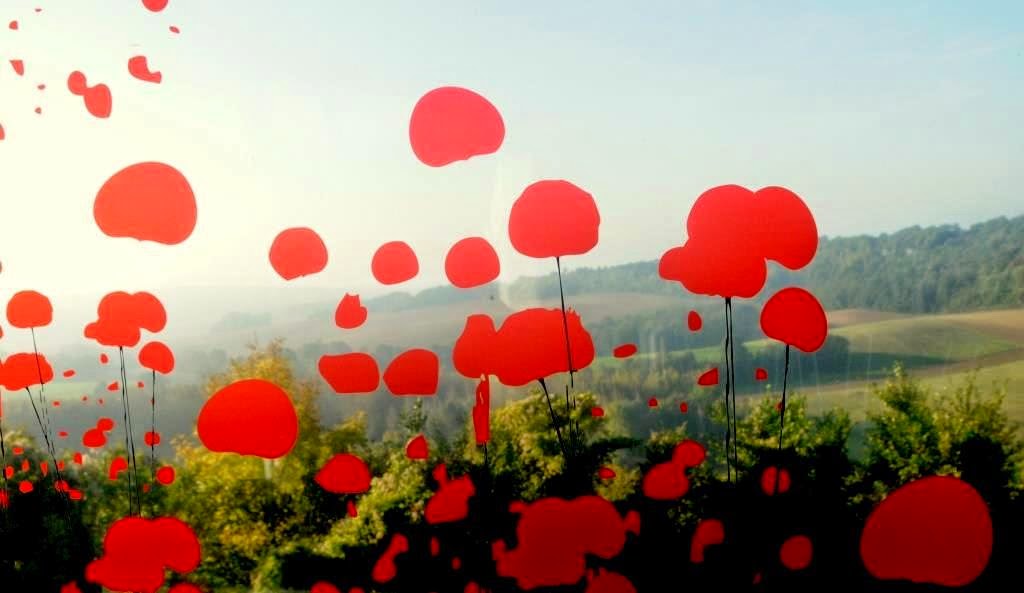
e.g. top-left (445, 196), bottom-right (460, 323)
top-left (0, 389), bottom-right (7, 503)
top-left (117, 347), bottom-right (140, 515)
top-left (775, 343), bottom-right (792, 495)
top-left (538, 378), bottom-right (567, 459)
top-left (150, 370), bottom-right (157, 486)
top-left (554, 257), bottom-right (575, 390)
top-left (727, 298), bottom-right (739, 478)
top-left (722, 299), bottom-right (733, 482)
top-left (28, 328), bottom-right (56, 458)
top-left (23, 386), bottom-right (70, 516)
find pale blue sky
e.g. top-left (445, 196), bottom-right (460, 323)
top-left (1, 0), bottom-right (1022, 299)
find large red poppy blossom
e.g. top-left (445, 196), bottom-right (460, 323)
top-left (383, 349), bottom-right (439, 396)
top-left (409, 86), bottom-right (504, 167)
top-left (85, 516), bottom-right (200, 593)
top-left (508, 180), bottom-right (600, 259)
top-left (138, 341), bottom-right (175, 374)
top-left (0, 352), bottom-right (54, 390)
top-left (371, 241), bottom-right (418, 285)
top-left (445, 237), bottom-right (500, 288)
top-left (452, 308), bottom-right (595, 387)
top-left (84, 292), bottom-right (166, 348)
top-left (142, 0), bottom-right (169, 13)
top-left (759, 287), bottom-right (828, 353)
top-left (318, 353), bottom-right (380, 394)
top-left (425, 464), bottom-right (475, 524)
top-left (269, 227), bottom-right (328, 280)
top-left (94, 162), bottom-right (195, 244)
top-left (315, 453), bottom-right (371, 494)
top-left (860, 476), bottom-right (992, 586)
top-left (659, 185), bottom-right (817, 298)
top-left (6, 290), bottom-right (52, 328)
top-left (197, 379), bottom-right (298, 459)
top-left (493, 496), bottom-right (640, 590)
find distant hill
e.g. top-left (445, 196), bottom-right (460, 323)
top-left (361, 214), bottom-right (1024, 315)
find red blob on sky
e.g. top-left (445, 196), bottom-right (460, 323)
top-left (67, 71), bottom-right (112, 118)
top-left (425, 464), bottom-right (475, 524)
top-left (761, 466), bottom-right (791, 495)
top-left (63, 369), bottom-right (76, 378)
top-left (508, 180), bottom-right (600, 259)
top-left (128, 56), bottom-right (162, 83)
top-left (660, 185), bottom-right (817, 299)
top-left (318, 353), bottom-right (380, 394)
top-left (139, 341), bottom-right (175, 374)
top-left (334, 294), bottom-right (367, 329)
top-left (493, 496), bottom-right (640, 590)
top-left (95, 162), bottom-right (195, 244)
top-left (860, 475), bottom-right (992, 587)
top-left (8, 20), bottom-right (17, 30)
top-left (0, 352), bottom-right (54, 390)
top-left (269, 227), bottom-right (328, 280)
top-left (405, 434), bottom-right (428, 460)
top-left (690, 519), bottom-right (725, 563)
top-left (197, 379), bottom-right (298, 459)
top-left (612, 343), bottom-right (637, 359)
top-left (6, 290), bottom-right (53, 328)
top-left (445, 237), bottom-right (500, 288)
top-left (100, 353), bottom-right (109, 364)
top-left (687, 310), bottom-right (702, 331)
top-left (84, 291), bottom-right (166, 348)
top-left (408, 86), bottom-right (504, 167)
top-left (760, 287), bottom-right (828, 353)
top-left (383, 349), bottom-right (439, 396)
top-left (10, 59), bottom-right (24, 76)
top-left (780, 535), bottom-right (813, 570)
top-left (452, 308), bottom-right (596, 387)
top-left (372, 533), bottom-right (409, 583)
top-left (86, 516), bottom-right (200, 593)
top-left (107, 381), bottom-right (120, 392)
top-left (315, 453), bottom-right (371, 494)
top-left (142, 0), bottom-right (169, 13)
top-left (697, 368), bottom-right (719, 386)
top-left (371, 241), bottom-right (418, 285)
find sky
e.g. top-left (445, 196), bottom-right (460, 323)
top-left (1, 0), bottom-right (1022, 304)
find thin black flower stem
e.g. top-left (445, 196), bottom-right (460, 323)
top-left (555, 257), bottom-right (575, 389)
top-left (774, 344), bottom-right (792, 495)
top-left (727, 298), bottom-right (740, 477)
top-left (119, 347), bottom-right (142, 515)
top-left (723, 299), bottom-right (733, 483)
top-left (538, 378), bottom-right (567, 459)
top-left (150, 370), bottom-right (157, 486)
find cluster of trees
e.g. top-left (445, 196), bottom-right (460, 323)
top-left (2, 344), bottom-right (1021, 592)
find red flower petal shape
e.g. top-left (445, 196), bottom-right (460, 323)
top-left (690, 519), bottom-right (725, 563)
top-left (860, 476), bottom-right (992, 587)
top-left (445, 237), bottom-right (500, 288)
top-left (405, 434), bottom-right (429, 460)
top-left (319, 353), bottom-right (380, 394)
top-left (197, 379), bottom-right (298, 459)
top-left (269, 227), bottom-right (328, 280)
top-left (6, 290), bottom-right (52, 328)
top-left (86, 516), bottom-right (200, 593)
top-left (128, 56), bottom-right (162, 84)
top-left (142, 0), bottom-right (169, 13)
top-left (409, 87), bottom-right (504, 167)
top-left (508, 180), bottom-right (600, 259)
top-left (66, 71), bottom-right (112, 118)
top-left (687, 310), bottom-right (702, 331)
top-left (0, 352), bottom-right (54, 390)
top-left (371, 241), bottom-right (418, 285)
top-left (697, 368), bottom-right (719, 386)
top-left (139, 341), bottom-right (175, 374)
top-left (334, 294), bottom-right (367, 329)
top-left (760, 287), bottom-right (828, 353)
top-left (95, 163), bottom-right (195, 244)
top-left (755, 367), bottom-right (768, 381)
top-left (315, 453), bottom-right (371, 494)
top-left (383, 349), bottom-right (439, 396)
top-left (612, 343), bottom-right (637, 359)
top-left (780, 535), bottom-right (813, 570)
top-left (84, 292), bottom-right (167, 348)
